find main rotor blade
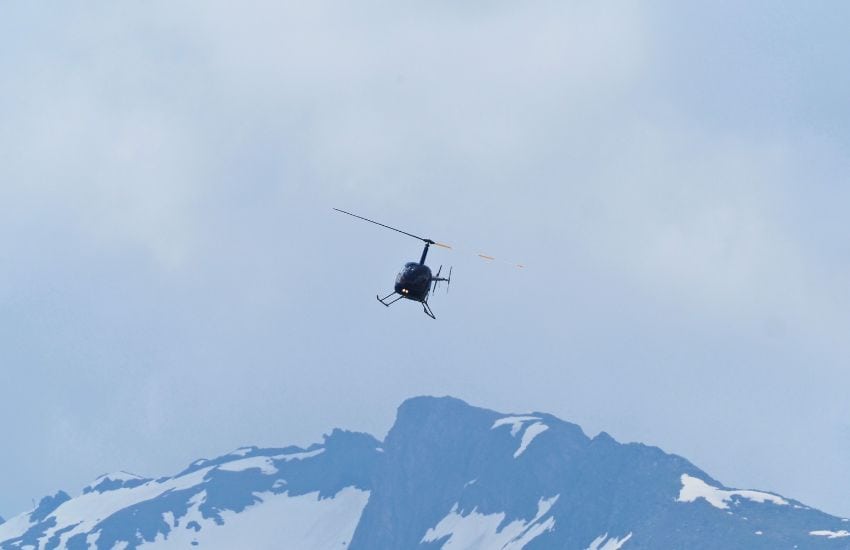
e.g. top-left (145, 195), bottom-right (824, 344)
top-left (333, 207), bottom-right (521, 266)
top-left (450, 245), bottom-right (525, 269)
top-left (333, 208), bottom-right (431, 243)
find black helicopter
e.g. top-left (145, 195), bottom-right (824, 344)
top-left (333, 208), bottom-right (452, 319)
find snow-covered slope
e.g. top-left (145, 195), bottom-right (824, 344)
top-left (1, 397), bottom-right (848, 549)
top-left (0, 430), bottom-right (378, 549)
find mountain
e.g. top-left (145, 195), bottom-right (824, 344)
top-left (1, 396), bottom-right (848, 549)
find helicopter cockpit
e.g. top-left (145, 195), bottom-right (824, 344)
top-left (395, 262), bottom-right (432, 300)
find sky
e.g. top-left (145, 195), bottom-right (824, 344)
top-left (1, 1), bottom-right (849, 519)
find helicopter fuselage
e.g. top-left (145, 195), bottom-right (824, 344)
top-left (333, 208), bottom-right (451, 319)
top-left (394, 262), bottom-right (433, 302)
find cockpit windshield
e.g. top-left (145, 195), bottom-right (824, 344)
top-left (396, 263), bottom-right (429, 285)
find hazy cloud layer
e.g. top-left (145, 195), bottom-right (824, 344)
top-left (1, 1), bottom-right (848, 517)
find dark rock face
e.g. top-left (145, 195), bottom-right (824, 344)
top-left (351, 396), bottom-right (849, 550)
top-left (1, 396), bottom-right (848, 549)
top-left (29, 492), bottom-right (71, 524)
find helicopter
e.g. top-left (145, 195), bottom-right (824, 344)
top-left (333, 208), bottom-right (453, 319)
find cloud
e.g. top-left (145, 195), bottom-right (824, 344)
top-left (0, 0), bottom-right (849, 519)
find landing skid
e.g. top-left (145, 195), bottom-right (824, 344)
top-left (377, 291), bottom-right (404, 307)
top-left (422, 300), bottom-right (436, 320)
top-left (376, 291), bottom-right (437, 319)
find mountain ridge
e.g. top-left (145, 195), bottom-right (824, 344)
top-left (1, 395), bottom-right (848, 549)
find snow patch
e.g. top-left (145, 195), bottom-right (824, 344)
top-left (677, 474), bottom-right (788, 510)
top-left (188, 490), bottom-right (207, 508)
top-left (140, 488), bottom-right (370, 549)
top-left (535, 495), bottom-right (559, 519)
top-left (587, 532), bottom-right (633, 550)
top-left (217, 456), bottom-right (278, 475)
top-left (492, 416), bottom-right (541, 437)
top-left (82, 471), bottom-right (149, 493)
top-left (0, 511), bottom-right (35, 542)
top-left (162, 511), bottom-right (175, 528)
top-left (228, 447), bottom-right (254, 457)
top-left (514, 423), bottom-right (549, 458)
top-left (810, 530), bottom-right (850, 539)
top-left (423, 495), bottom-right (558, 550)
top-left (492, 416), bottom-right (550, 458)
top-left (93, 471), bottom-right (145, 483)
top-left (273, 448), bottom-right (325, 462)
top-left (5, 467), bottom-right (214, 548)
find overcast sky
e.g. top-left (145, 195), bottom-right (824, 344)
top-left (1, 1), bottom-right (849, 519)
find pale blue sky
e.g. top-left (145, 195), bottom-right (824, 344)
top-left (1, 1), bottom-right (849, 519)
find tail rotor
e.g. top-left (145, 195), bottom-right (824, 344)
top-left (432, 265), bottom-right (452, 294)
